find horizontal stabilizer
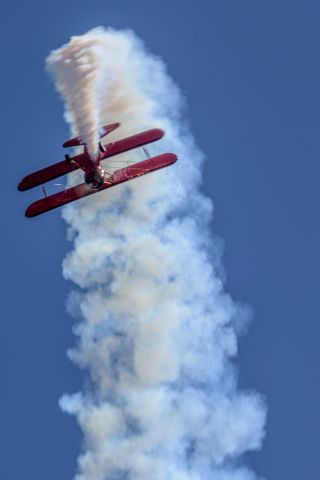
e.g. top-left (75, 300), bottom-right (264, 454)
top-left (99, 122), bottom-right (121, 139)
top-left (63, 123), bottom-right (121, 148)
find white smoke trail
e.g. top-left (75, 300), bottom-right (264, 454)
top-left (49, 28), bottom-right (266, 480)
top-left (46, 29), bottom-right (114, 157)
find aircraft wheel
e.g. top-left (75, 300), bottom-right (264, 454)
top-left (99, 142), bottom-right (106, 153)
top-left (65, 154), bottom-right (71, 165)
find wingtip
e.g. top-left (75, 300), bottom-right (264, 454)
top-left (167, 152), bottom-right (178, 164)
top-left (18, 180), bottom-right (27, 191)
top-left (25, 205), bottom-right (35, 218)
top-left (25, 200), bottom-right (43, 218)
top-left (153, 128), bottom-right (165, 140)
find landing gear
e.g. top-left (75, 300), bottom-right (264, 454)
top-left (65, 154), bottom-right (72, 165)
top-left (99, 142), bottom-right (106, 153)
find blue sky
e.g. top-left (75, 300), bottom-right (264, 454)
top-left (1, 0), bottom-right (320, 478)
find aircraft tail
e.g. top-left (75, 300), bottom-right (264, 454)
top-left (63, 122), bottom-right (121, 148)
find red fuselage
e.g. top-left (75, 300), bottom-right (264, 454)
top-left (77, 148), bottom-right (105, 189)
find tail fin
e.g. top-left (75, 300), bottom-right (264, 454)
top-left (63, 123), bottom-right (121, 148)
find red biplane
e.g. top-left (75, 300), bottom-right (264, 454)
top-left (18, 123), bottom-right (177, 218)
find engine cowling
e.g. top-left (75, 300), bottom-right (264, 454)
top-left (85, 170), bottom-right (105, 189)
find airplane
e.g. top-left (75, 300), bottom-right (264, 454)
top-left (18, 123), bottom-right (177, 218)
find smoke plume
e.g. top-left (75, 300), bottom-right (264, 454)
top-left (48, 27), bottom-right (266, 480)
top-left (46, 29), bottom-right (113, 157)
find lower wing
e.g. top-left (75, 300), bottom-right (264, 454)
top-left (25, 153), bottom-right (177, 218)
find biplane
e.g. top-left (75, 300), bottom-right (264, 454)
top-left (18, 122), bottom-right (177, 217)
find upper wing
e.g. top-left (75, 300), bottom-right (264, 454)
top-left (100, 128), bottom-right (164, 161)
top-left (18, 152), bottom-right (86, 191)
top-left (25, 153), bottom-right (177, 218)
top-left (18, 128), bottom-right (165, 192)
